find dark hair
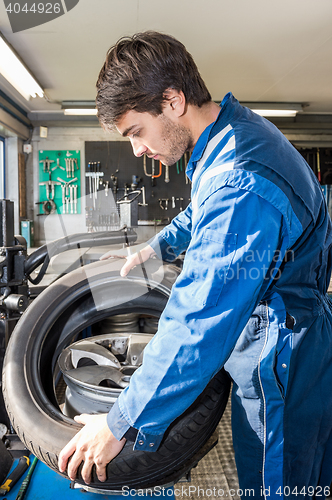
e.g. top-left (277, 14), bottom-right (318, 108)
top-left (96, 31), bottom-right (211, 129)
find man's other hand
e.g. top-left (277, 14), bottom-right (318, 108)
top-left (120, 245), bottom-right (156, 277)
top-left (58, 413), bottom-right (126, 485)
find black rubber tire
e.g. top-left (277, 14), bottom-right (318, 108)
top-left (2, 258), bottom-right (230, 491)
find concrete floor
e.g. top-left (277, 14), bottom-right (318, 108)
top-left (174, 402), bottom-right (240, 500)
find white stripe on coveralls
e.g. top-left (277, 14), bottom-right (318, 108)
top-left (192, 123), bottom-right (233, 186)
top-left (192, 127), bottom-right (235, 215)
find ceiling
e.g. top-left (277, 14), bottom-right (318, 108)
top-left (1, 0), bottom-right (332, 123)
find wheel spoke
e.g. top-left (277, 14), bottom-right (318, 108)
top-left (126, 334), bottom-right (154, 365)
top-left (65, 365), bottom-right (129, 388)
top-left (69, 340), bottom-right (121, 369)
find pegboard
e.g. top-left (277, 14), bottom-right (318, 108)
top-left (84, 141), bottom-right (191, 228)
top-left (38, 150), bottom-right (81, 215)
top-left (297, 147), bottom-right (332, 221)
top-left (297, 147), bottom-right (332, 184)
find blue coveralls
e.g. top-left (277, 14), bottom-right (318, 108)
top-left (108, 93), bottom-right (332, 498)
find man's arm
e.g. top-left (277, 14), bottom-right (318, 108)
top-left (119, 203), bottom-right (193, 276)
top-left (58, 186), bottom-right (290, 480)
top-left (107, 186), bottom-right (290, 448)
top-left (149, 202), bottom-right (193, 261)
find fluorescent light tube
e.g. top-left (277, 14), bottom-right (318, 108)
top-left (64, 108), bottom-right (98, 115)
top-left (251, 109), bottom-right (298, 117)
top-left (0, 34), bottom-right (44, 100)
top-left (241, 101), bottom-right (303, 118)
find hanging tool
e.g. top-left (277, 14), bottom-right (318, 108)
top-left (94, 162), bottom-right (99, 197)
top-left (87, 162), bottom-right (93, 198)
top-left (151, 158), bottom-right (155, 187)
top-left (69, 185), bottom-right (74, 214)
top-left (39, 179), bottom-right (61, 202)
top-left (123, 183), bottom-right (130, 198)
top-left (57, 177), bottom-right (78, 213)
top-left (117, 189), bottom-right (142, 205)
top-left (73, 158), bottom-right (78, 177)
top-left (143, 156), bottom-right (162, 186)
top-left (93, 162), bottom-right (103, 203)
top-left (67, 158), bottom-right (71, 178)
top-left (131, 175), bottom-right (141, 190)
top-left (57, 177), bottom-right (78, 192)
top-left (317, 148), bottom-right (321, 183)
top-left (184, 152), bottom-right (189, 184)
top-left (155, 162), bottom-right (163, 178)
top-left (110, 171), bottom-right (119, 194)
top-left (15, 456), bottom-right (38, 500)
top-left (65, 157), bottom-right (76, 178)
top-left (73, 184), bottom-right (78, 214)
top-left (65, 158), bottom-right (70, 177)
top-left (60, 184), bottom-right (66, 211)
top-left (138, 186), bottom-right (148, 207)
top-left (152, 160), bottom-right (162, 186)
top-left (91, 162), bottom-right (97, 207)
top-left (36, 199), bottom-right (56, 215)
top-left (159, 198), bottom-right (169, 210)
top-left (143, 154), bottom-right (150, 178)
top-left (165, 165), bottom-right (170, 183)
top-left (39, 157), bottom-right (54, 173)
top-left (0, 456), bottom-right (30, 496)
top-left (176, 155), bottom-right (186, 176)
top-left (53, 157), bottom-right (65, 172)
top-left (176, 197), bottom-right (184, 211)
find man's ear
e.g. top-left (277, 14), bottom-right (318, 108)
top-left (162, 89), bottom-right (186, 117)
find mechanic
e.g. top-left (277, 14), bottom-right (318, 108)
top-left (59, 32), bottom-right (332, 498)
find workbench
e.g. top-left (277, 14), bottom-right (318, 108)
top-left (5, 457), bottom-right (174, 500)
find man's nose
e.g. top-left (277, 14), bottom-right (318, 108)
top-left (131, 140), bottom-right (147, 158)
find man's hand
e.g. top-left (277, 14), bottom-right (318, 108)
top-left (99, 250), bottom-right (124, 261)
top-left (120, 245), bottom-right (156, 277)
top-left (58, 413), bottom-right (126, 485)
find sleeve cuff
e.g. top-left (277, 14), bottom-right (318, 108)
top-left (148, 233), bottom-right (170, 261)
top-left (107, 398), bottom-right (131, 440)
top-left (132, 429), bottom-right (164, 452)
top-left (123, 427), bottom-right (138, 442)
top-left (107, 399), bottom-right (164, 452)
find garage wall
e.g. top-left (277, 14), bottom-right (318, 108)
top-left (27, 119), bottom-right (332, 247)
top-left (29, 125), bottom-right (183, 246)
top-left (29, 126), bottom-right (126, 245)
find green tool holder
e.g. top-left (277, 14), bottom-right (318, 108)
top-left (38, 150), bottom-right (81, 215)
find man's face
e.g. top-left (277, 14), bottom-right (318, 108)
top-left (116, 109), bottom-right (193, 166)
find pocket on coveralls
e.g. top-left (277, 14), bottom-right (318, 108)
top-left (191, 229), bottom-right (238, 307)
top-left (273, 317), bottom-right (294, 400)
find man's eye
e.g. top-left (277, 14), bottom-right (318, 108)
top-left (132, 131), bottom-right (140, 138)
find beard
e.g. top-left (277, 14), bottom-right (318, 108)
top-left (158, 114), bottom-right (193, 167)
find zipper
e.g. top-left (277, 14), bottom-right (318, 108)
top-left (257, 301), bottom-right (269, 499)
